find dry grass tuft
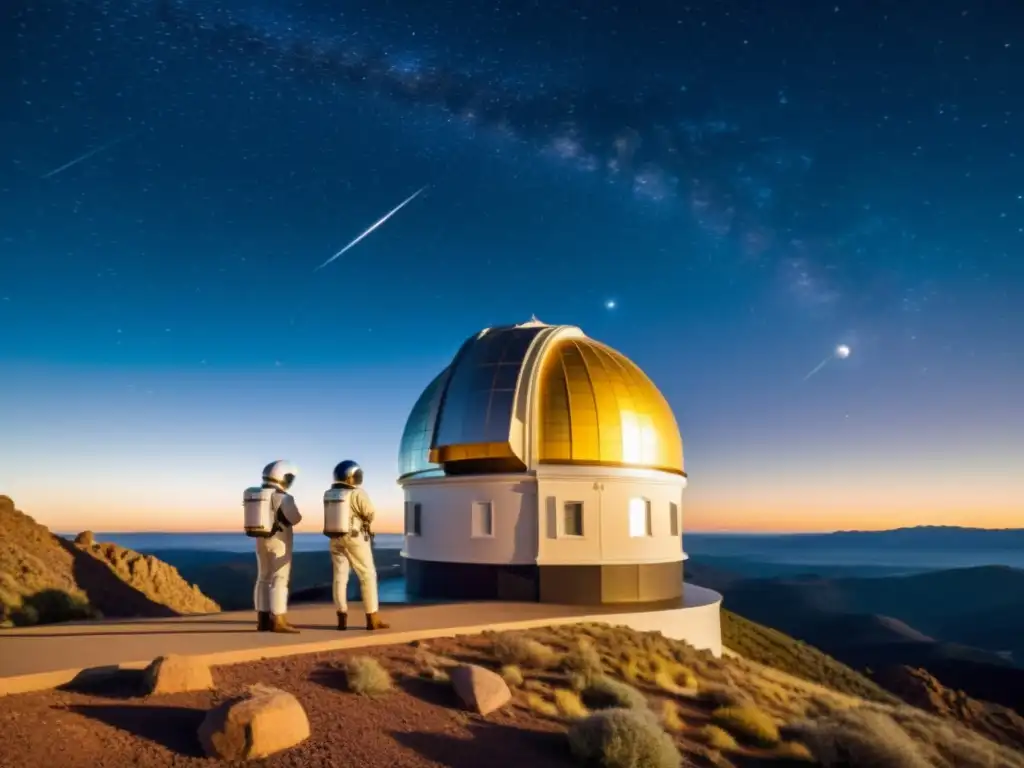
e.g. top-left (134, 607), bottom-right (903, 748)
top-left (562, 637), bottom-right (605, 688)
top-left (772, 740), bottom-right (815, 762)
top-left (711, 704), bottom-right (781, 747)
top-left (698, 724), bottom-right (739, 751)
top-left (568, 708), bottom-right (682, 768)
top-left (659, 700), bottom-right (685, 732)
top-left (344, 656), bottom-right (393, 696)
top-left (553, 688), bottom-right (589, 719)
top-left (652, 659), bottom-right (699, 696)
top-left (526, 692), bottom-right (560, 718)
top-left (699, 683), bottom-right (751, 708)
top-left (500, 664), bottom-right (524, 688)
top-left (523, 679), bottom-right (550, 693)
top-left (616, 652), bottom-right (643, 685)
top-left (492, 633), bottom-right (561, 669)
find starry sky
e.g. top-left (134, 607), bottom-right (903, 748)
top-left (2, 0), bottom-right (1022, 534)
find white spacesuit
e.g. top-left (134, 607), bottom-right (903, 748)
top-left (244, 459), bottom-right (303, 634)
top-left (323, 460), bottom-right (390, 631)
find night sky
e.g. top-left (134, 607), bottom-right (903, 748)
top-left (2, 0), bottom-right (1022, 533)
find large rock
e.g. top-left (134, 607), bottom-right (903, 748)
top-left (142, 654), bottom-right (214, 695)
top-left (449, 664), bottom-right (512, 715)
top-left (198, 684), bottom-right (310, 760)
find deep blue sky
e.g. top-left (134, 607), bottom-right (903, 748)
top-left (2, 0), bottom-right (1022, 532)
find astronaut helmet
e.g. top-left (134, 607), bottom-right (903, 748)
top-left (262, 460), bottom-right (298, 491)
top-left (332, 460), bottom-right (363, 487)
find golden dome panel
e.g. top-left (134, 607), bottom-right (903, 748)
top-left (536, 337), bottom-right (684, 475)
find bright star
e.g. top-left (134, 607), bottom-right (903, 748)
top-left (605, 299), bottom-right (617, 310)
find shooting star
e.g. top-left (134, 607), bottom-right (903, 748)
top-left (803, 344), bottom-right (851, 382)
top-left (41, 135), bottom-right (128, 179)
top-left (315, 185), bottom-right (427, 272)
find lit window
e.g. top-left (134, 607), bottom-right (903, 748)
top-left (563, 501), bottom-right (584, 537)
top-left (629, 497), bottom-right (652, 538)
top-left (405, 501), bottom-right (422, 536)
top-left (472, 501), bottom-right (494, 537)
top-left (670, 502), bottom-right (679, 537)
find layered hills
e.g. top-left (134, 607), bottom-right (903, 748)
top-left (687, 556), bottom-right (1024, 714)
top-left (0, 495), bottom-right (219, 626)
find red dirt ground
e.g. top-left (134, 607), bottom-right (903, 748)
top-left (0, 640), bottom-right (575, 768)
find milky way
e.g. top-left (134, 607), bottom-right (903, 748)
top-left (24, 0), bottom-right (1024, 319)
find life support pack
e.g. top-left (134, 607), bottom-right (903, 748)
top-left (243, 486), bottom-right (276, 538)
top-left (323, 487), bottom-right (353, 538)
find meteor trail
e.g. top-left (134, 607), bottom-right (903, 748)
top-left (315, 186), bottom-right (427, 272)
top-left (41, 136), bottom-right (127, 179)
top-left (803, 343), bottom-right (851, 382)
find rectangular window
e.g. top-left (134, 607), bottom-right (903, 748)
top-left (629, 497), bottom-right (652, 538)
top-left (670, 502), bottom-right (679, 537)
top-left (404, 501), bottom-right (422, 536)
top-left (563, 501), bottom-right (584, 537)
top-left (472, 501), bottom-right (494, 537)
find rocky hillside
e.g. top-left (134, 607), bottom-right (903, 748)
top-left (720, 609), bottom-right (900, 705)
top-left (0, 495), bottom-right (219, 626)
top-left (873, 665), bottom-right (1024, 753)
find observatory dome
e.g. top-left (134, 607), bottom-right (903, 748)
top-left (398, 318), bottom-right (684, 481)
top-left (397, 318), bottom-right (689, 606)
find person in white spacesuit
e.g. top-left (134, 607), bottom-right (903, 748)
top-left (322, 460), bottom-right (390, 631)
top-left (244, 459), bottom-right (303, 633)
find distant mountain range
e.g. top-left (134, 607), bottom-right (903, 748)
top-left (687, 549), bottom-right (1024, 713)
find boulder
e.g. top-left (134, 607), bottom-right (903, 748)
top-left (449, 664), bottom-right (512, 715)
top-left (141, 654), bottom-right (214, 695)
top-left (198, 684), bottom-right (310, 760)
top-left (74, 530), bottom-right (95, 547)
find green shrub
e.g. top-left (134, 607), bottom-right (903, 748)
top-left (13, 589), bottom-right (96, 626)
top-left (581, 676), bottom-right (648, 712)
top-left (790, 709), bottom-right (931, 768)
top-left (568, 708), bottom-right (682, 768)
top-left (344, 656), bottom-right (393, 696)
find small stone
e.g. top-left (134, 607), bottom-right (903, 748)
top-left (449, 664), bottom-right (512, 715)
top-left (141, 654), bottom-right (214, 695)
top-left (198, 684), bottom-right (310, 760)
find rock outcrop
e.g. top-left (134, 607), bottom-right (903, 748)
top-left (449, 664), bottom-right (512, 715)
top-left (0, 495), bottom-right (219, 626)
top-left (198, 684), bottom-right (310, 760)
top-left (874, 665), bottom-right (1024, 752)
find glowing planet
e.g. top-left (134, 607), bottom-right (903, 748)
top-left (836, 344), bottom-right (851, 359)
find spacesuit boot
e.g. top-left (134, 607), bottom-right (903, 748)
top-left (366, 612), bottom-right (390, 631)
top-left (337, 612), bottom-right (347, 630)
top-left (270, 613), bottom-right (300, 633)
top-left (257, 611), bottom-right (271, 632)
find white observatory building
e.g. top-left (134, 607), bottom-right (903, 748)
top-left (397, 318), bottom-right (693, 606)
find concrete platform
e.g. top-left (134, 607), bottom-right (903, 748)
top-left (0, 584), bottom-right (723, 697)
